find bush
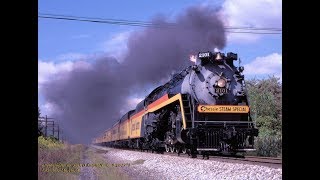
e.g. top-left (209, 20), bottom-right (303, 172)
top-left (255, 136), bottom-right (282, 157)
top-left (38, 136), bottom-right (64, 150)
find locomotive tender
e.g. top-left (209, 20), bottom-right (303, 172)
top-left (93, 51), bottom-right (259, 157)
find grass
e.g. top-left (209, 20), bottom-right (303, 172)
top-left (38, 136), bottom-right (84, 180)
top-left (38, 137), bottom-right (147, 179)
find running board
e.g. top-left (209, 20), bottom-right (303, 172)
top-left (197, 148), bottom-right (219, 151)
top-left (235, 149), bottom-right (256, 151)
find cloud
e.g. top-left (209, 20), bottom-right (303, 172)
top-left (38, 60), bottom-right (92, 90)
top-left (56, 53), bottom-right (88, 61)
top-left (120, 97), bottom-right (144, 114)
top-left (38, 61), bottom-right (73, 86)
top-left (55, 52), bottom-right (106, 62)
top-left (127, 97), bottom-right (144, 108)
top-left (43, 31), bottom-right (131, 64)
top-left (220, 0), bottom-right (282, 43)
top-left (99, 31), bottom-right (132, 62)
top-left (243, 53), bottom-right (282, 78)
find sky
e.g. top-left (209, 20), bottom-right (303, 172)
top-left (38, 0), bottom-right (282, 143)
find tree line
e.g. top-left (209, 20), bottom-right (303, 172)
top-left (246, 76), bottom-right (282, 157)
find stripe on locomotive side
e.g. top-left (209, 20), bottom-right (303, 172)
top-left (96, 93), bottom-right (188, 143)
top-left (146, 93), bottom-right (187, 129)
top-left (147, 94), bottom-right (169, 109)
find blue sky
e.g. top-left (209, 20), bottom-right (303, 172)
top-left (38, 0), bottom-right (282, 116)
top-left (39, 0), bottom-right (213, 59)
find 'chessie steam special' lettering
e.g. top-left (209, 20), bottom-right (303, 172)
top-left (198, 105), bottom-right (249, 113)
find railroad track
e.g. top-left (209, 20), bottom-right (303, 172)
top-left (241, 156), bottom-right (282, 164)
top-left (161, 151), bottom-right (282, 168)
top-left (204, 154), bottom-right (282, 168)
top-left (91, 145), bottom-right (282, 168)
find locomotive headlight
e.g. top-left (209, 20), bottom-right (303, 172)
top-left (217, 79), bottom-right (226, 87)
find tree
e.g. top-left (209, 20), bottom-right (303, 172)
top-left (246, 76), bottom-right (282, 135)
top-left (38, 107), bottom-right (44, 136)
top-left (245, 76), bottom-right (282, 157)
top-left (38, 106), bottom-right (41, 118)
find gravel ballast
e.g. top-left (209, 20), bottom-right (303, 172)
top-left (79, 149), bottom-right (97, 180)
top-left (99, 147), bottom-right (282, 180)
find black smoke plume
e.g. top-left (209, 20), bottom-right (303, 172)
top-left (42, 5), bottom-right (226, 144)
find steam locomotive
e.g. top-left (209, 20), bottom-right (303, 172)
top-left (93, 51), bottom-right (258, 158)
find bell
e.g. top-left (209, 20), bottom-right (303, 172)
top-left (215, 53), bottom-right (222, 61)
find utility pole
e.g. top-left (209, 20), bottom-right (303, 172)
top-left (45, 115), bottom-right (48, 137)
top-left (57, 125), bottom-right (60, 140)
top-left (60, 129), bottom-right (63, 142)
top-left (38, 116), bottom-right (54, 138)
top-left (52, 121), bottom-right (55, 138)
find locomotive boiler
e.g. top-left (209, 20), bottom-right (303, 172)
top-left (93, 51), bottom-right (259, 158)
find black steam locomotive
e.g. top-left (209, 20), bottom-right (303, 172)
top-left (93, 51), bottom-right (258, 158)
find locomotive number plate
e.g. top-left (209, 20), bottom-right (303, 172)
top-left (197, 105), bottom-right (249, 113)
top-left (215, 88), bottom-right (228, 93)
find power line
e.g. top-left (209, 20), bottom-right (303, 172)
top-left (39, 13), bottom-right (167, 26)
top-left (38, 13), bottom-right (282, 34)
top-left (38, 16), bottom-right (155, 27)
top-left (224, 26), bottom-right (281, 31)
top-left (225, 31), bottom-right (281, 34)
top-left (39, 13), bottom-right (281, 31)
top-left (38, 13), bottom-right (176, 28)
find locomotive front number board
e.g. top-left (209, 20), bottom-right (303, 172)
top-left (197, 105), bottom-right (249, 113)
